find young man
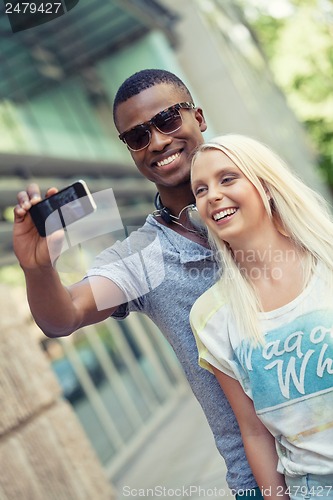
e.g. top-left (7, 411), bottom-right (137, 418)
top-left (13, 69), bottom-right (261, 497)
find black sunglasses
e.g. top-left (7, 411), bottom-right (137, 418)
top-left (118, 102), bottom-right (196, 151)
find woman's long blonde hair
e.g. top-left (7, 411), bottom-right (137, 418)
top-left (191, 134), bottom-right (333, 343)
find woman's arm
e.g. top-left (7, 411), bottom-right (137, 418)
top-left (212, 366), bottom-right (289, 500)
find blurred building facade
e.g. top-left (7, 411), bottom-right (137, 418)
top-left (0, 0), bottom-right (328, 263)
top-left (0, 0), bottom-right (329, 496)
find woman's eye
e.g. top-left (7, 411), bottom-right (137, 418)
top-left (195, 186), bottom-right (206, 196)
top-left (221, 175), bottom-right (235, 184)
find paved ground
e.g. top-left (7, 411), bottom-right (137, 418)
top-left (113, 392), bottom-right (233, 499)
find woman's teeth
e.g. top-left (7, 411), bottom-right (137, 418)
top-left (213, 208), bottom-right (237, 221)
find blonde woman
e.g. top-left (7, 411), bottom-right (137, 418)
top-left (190, 134), bottom-right (333, 500)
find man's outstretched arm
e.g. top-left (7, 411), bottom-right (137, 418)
top-left (13, 184), bottom-right (125, 337)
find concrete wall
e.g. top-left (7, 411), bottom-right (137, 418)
top-left (0, 285), bottom-right (114, 499)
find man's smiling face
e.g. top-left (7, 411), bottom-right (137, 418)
top-left (115, 83), bottom-right (207, 190)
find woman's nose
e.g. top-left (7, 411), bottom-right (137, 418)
top-left (208, 185), bottom-right (223, 203)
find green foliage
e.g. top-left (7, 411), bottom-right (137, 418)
top-left (250, 15), bottom-right (285, 59)
top-left (306, 118), bottom-right (333, 186)
top-left (240, 0), bottom-right (333, 190)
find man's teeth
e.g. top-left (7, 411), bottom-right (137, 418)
top-left (157, 153), bottom-right (180, 167)
top-left (213, 208), bottom-right (237, 221)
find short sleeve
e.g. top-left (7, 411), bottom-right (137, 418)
top-left (190, 281), bottom-right (238, 380)
top-left (86, 227), bottom-right (164, 310)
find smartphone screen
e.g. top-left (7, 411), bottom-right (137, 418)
top-left (29, 180), bottom-right (96, 237)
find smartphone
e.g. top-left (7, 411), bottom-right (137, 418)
top-left (29, 180), bottom-right (97, 237)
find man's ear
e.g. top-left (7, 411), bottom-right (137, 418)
top-left (195, 107), bottom-right (207, 132)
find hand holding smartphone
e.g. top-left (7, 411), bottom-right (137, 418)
top-left (29, 180), bottom-right (96, 237)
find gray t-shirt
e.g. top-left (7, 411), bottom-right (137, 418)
top-left (87, 214), bottom-right (256, 491)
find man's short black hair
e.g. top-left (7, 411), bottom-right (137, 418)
top-left (113, 68), bottom-right (193, 122)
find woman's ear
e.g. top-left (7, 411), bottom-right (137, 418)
top-left (262, 182), bottom-right (271, 201)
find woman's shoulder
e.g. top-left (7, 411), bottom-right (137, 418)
top-left (190, 279), bottom-right (228, 333)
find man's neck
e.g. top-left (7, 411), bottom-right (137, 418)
top-left (153, 184), bottom-right (209, 248)
top-left (157, 184), bottom-right (195, 216)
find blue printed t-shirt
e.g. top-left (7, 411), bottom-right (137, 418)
top-left (190, 263), bottom-right (333, 477)
top-left (87, 215), bottom-right (258, 491)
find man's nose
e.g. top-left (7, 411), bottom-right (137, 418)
top-left (148, 126), bottom-right (172, 151)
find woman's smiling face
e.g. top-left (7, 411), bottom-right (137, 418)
top-left (191, 149), bottom-right (270, 248)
